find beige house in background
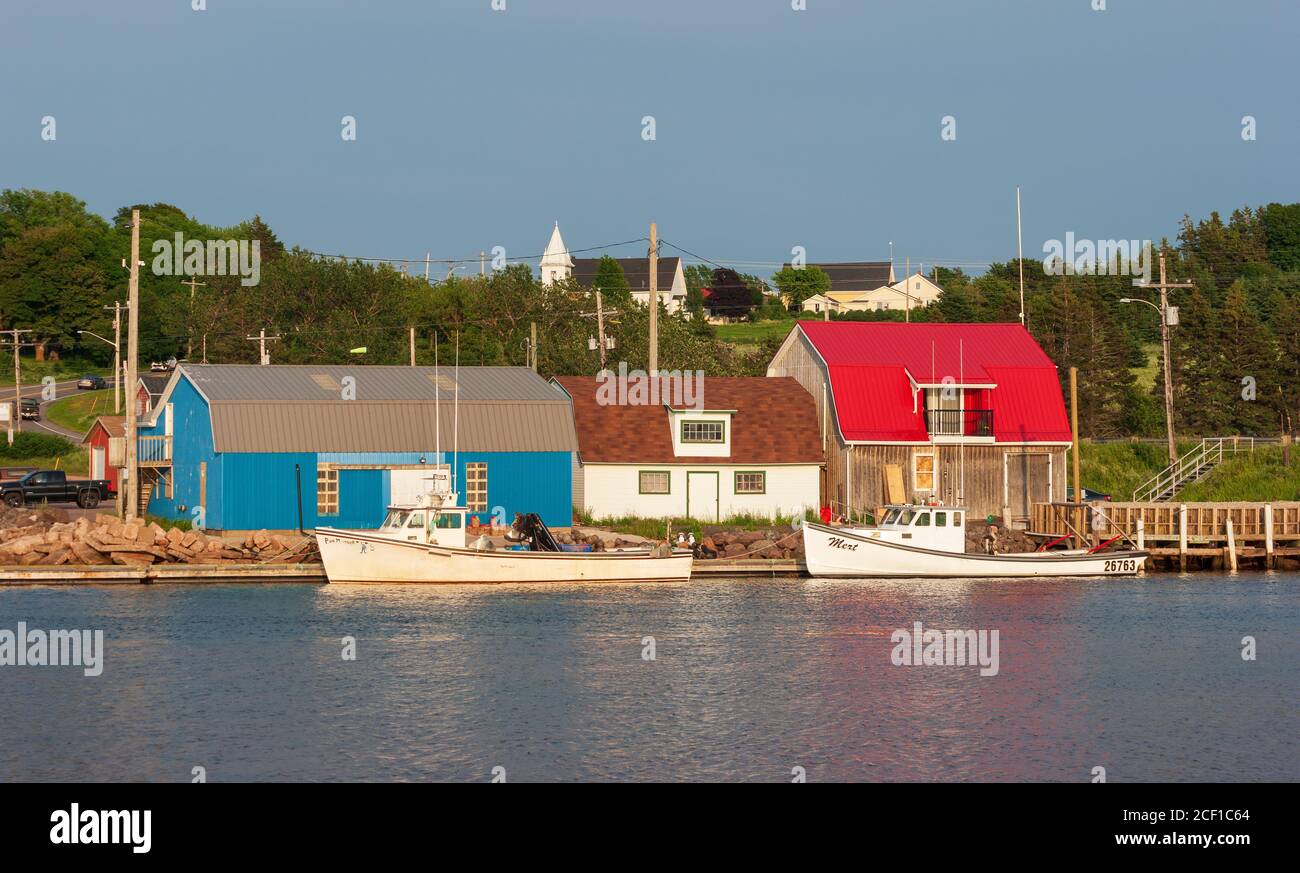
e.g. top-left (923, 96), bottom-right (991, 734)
top-left (801, 272), bottom-right (945, 314)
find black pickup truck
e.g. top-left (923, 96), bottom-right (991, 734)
top-left (0, 470), bottom-right (114, 509)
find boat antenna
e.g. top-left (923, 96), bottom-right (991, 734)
top-left (435, 334), bottom-right (440, 472)
top-left (453, 331), bottom-right (460, 498)
top-left (959, 338), bottom-right (965, 507)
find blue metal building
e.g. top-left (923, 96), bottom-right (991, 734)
top-left (134, 364), bottom-right (577, 532)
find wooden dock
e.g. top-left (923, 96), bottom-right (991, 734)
top-left (1031, 501), bottom-right (1300, 571)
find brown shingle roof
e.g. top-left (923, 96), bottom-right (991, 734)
top-left (554, 376), bottom-right (823, 465)
top-left (83, 415), bottom-right (125, 442)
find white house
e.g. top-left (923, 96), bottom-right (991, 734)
top-left (800, 272), bottom-right (945, 314)
top-left (539, 223), bottom-right (688, 312)
top-left (552, 375), bottom-right (824, 521)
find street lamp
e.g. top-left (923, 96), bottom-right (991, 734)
top-left (77, 329), bottom-right (121, 414)
top-left (1120, 295), bottom-right (1179, 468)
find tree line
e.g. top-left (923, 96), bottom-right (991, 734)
top-left (1, 188), bottom-right (1296, 438)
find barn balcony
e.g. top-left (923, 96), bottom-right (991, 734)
top-left (926, 408), bottom-right (994, 440)
top-left (137, 434), bottom-right (173, 467)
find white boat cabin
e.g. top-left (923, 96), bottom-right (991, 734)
top-left (843, 504), bottom-right (967, 553)
top-left (374, 493), bottom-right (470, 549)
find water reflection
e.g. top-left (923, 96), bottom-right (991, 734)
top-left (0, 573), bottom-right (1294, 781)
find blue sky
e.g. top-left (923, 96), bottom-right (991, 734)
top-left (2, 0), bottom-right (1296, 277)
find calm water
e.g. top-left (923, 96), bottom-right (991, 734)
top-left (0, 573), bottom-right (1295, 782)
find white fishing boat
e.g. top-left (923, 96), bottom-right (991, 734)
top-left (802, 504), bottom-right (1147, 578)
top-left (317, 491), bottom-right (693, 584)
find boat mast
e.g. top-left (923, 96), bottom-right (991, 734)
top-left (453, 332), bottom-right (460, 498)
top-left (435, 334), bottom-right (440, 473)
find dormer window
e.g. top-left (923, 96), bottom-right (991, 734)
top-left (681, 420), bottom-right (725, 443)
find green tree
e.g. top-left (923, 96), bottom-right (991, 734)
top-left (770, 265), bottom-right (830, 311)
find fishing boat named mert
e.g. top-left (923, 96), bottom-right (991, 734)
top-left (802, 504), bottom-right (1147, 578)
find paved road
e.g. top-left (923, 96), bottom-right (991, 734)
top-left (2, 378), bottom-right (122, 442)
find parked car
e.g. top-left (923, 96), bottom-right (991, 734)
top-left (0, 470), bottom-right (114, 509)
top-left (77, 374), bottom-right (107, 390)
top-left (1066, 486), bottom-right (1112, 502)
top-left (19, 398), bottom-right (40, 420)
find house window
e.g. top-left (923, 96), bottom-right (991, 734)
top-left (639, 471), bottom-right (670, 494)
top-left (465, 462), bottom-right (488, 511)
top-left (317, 466), bottom-right (339, 515)
top-left (734, 471), bottom-right (766, 494)
top-left (914, 451), bottom-right (935, 492)
top-left (681, 420), bottom-right (725, 443)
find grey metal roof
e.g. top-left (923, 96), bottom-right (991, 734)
top-left (176, 365), bottom-right (578, 454)
top-left (182, 364), bottom-right (563, 402)
top-left (571, 257), bottom-right (682, 293)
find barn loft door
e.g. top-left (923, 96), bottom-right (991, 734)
top-left (1004, 452), bottom-right (1050, 522)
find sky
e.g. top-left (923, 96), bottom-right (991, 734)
top-left (2, 0), bottom-right (1297, 278)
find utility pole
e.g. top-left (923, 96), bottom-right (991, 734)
top-left (595, 289), bottom-right (607, 370)
top-left (424, 252), bottom-right (431, 282)
top-left (104, 302), bottom-right (122, 414)
top-left (904, 256), bottom-right (910, 322)
top-left (124, 208), bottom-right (141, 521)
top-left (409, 327), bottom-right (416, 366)
top-left (181, 276), bottom-right (206, 360)
top-left (480, 251), bottom-right (486, 276)
top-left (529, 321), bottom-right (538, 371)
top-left (648, 221), bottom-right (658, 375)
top-left (246, 328), bottom-right (281, 365)
top-left (1151, 253), bottom-right (1193, 468)
top-left (1069, 366), bottom-right (1082, 549)
top-left (2, 329), bottom-right (35, 445)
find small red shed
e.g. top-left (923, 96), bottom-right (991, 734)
top-left (82, 416), bottom-right (124, 494)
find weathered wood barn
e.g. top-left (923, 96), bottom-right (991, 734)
top-left (767, 321), bottom-right (1072, 524)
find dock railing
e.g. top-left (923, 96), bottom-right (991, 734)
top-left (1132, 437), bottom-right (1256, 502)
top-left (1032, 501), bottom-right (1300, 545)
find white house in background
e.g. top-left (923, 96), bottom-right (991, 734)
top-left (800, 272), bottom-right (945, 314)
top-left (552, 375), bottom-right (824, 521)
top-left (539, 223), bottom-right (688, 312)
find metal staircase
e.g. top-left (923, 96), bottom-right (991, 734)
top-left (1132, 437), bottom-right (1253, 502)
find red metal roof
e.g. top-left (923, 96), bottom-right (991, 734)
top-left (796, 321), bottom-right (1071, 443)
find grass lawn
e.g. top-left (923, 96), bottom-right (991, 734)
top-left (45, 388), bottom-right (116, 434)
top-left (714, 320), bottom-right (797, 349)
top-left (0, 448), bottom-right (89, 477)
top-left (1076, 441), bottom-right (1299, 502)
top-left (573, 509), bottom-right (818, 540)
top-left (1131, 342), bottom-right (1160, 392)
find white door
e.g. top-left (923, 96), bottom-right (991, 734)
top-left (91, 446), bottom-right (105, 480)
top-left (687, 471), bottom-right (719, 521)
top-left (390, 466), bottom-right (450, 505)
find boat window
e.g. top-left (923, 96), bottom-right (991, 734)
top-left (882, 508), bottom-right (900, 524)
top-left (407, 512), bottom-right (424, 528)
top-left (897, 509), bottom-right (914, 525)
top-left (391, 511), bottom-right (411, 529)
top-left (914, 512), bottom-right (931, 526)
top-left (952, 512), bottom-right (962, 527)
top-left (434, 512), bottom-right (463, 529)
top-left (935, 512), bottom-right (946, 527)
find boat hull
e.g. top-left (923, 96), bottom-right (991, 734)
top-left (802, 521), bottom-right (1146, 578)
top-left (317, 528), bottom-right (693, 584)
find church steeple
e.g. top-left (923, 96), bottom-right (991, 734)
top-left (540, 221), bottom-right (572, 286)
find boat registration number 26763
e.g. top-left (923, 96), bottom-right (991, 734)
top-left (1103, 558), bottom-right (1138, 573)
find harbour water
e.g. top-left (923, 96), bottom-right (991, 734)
top-left (1, 573), bottom-right (1295, 782)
